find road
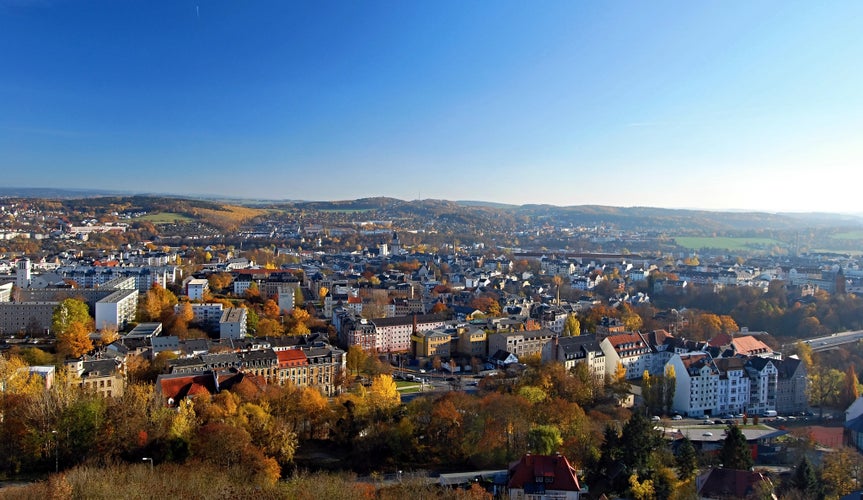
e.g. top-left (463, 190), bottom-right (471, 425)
top-left (799, 329), bottom-right (863, 352)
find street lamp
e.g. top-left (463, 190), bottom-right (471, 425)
top-left (142, 457), bottom-right (153, 472)
top-left (51, 430), bottom-right (58, 473)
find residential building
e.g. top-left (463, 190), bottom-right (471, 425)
top-left (506, 453), bottom-right (585, 500)
top-left (175, 302), bottom-right (224, 331)
top-left (746, 357), bottom-right (778, 416)
top-left (600, 332), bottom-right (652, 380)
top-left (454, 325), bottom-right (488, 359)
top-left (542, 334), bottom-right (606, 382)
top-left (412, 328), bottom-right (452, 358)
top-left (696, 468), bottom-right (774, 499)
top-left (0, 301), bottom-right (58, 335)
top-left (370, 313), bottom-right (449, 353)
top-left (488, 329), bottom-right (556, 360)
top-left (66, 358), bottom-right (125, 398)
top-left (219, 307), bottom-right (248, 340)
top-left (186, 278), bottom-right (209, 300)
top-left (713, 357), bottom-right (750, 416)
top-left (94, 288), bottom-right (138, 331)
top-left (667, 352), bottom-right (720, 418)
top-left (775, 357), bottom-right (808, 414)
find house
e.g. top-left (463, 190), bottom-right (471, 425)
top-left (66, 358), bottom-right (125, 398)
top-left (412, 328), bottom-right (452, 358)
top-left (490, 349), bottom-right (519, 367)
top-left (600, 332), bottom-right (653, 380)
top-left (775, 356), bottom-right (808, 414)
top-left (506, 453), bottom-right (585, 499)
top-left (541, 334), bottom-right (606, 382)
top-left (488, 329), bottom-right (556, 361)
top-left (695, 468), bottom-right (775, 499)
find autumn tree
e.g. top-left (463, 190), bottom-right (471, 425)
top-left (527, 425), bottom-right (563, 455)
top-left (562, 314), bottom-right (580, 336)
top-left (57, 320), bottom-right (94, 358)
top-left (285, 308), bottom-right (311, 335)
top-left (139, 283), bottom-right (178, 322)
top-left (262, 299), bottom-right (281, 320)
top-left (810, 364), bottom-right (845, 418)
top-left (207, 272), bottom-right (233, 293)
top-left (346, 346), bottom-right (367, 376)
top-left (821, 447), bottom-right (863, 498)
top-left (842, 364), bottom-right (861, 408)
top-left (51, 298), bottom-right (93, 336)
top-left (256, 318), bottom-right (284, 337)
top-left (469, 296), bottom-right (501, 317)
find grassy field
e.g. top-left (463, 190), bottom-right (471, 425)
top-left (674, 236), bottom-right (783, 251)
top-left (831, 230), bottom-right (863, 240)
top-left (137, 212), bottom-right (195, 224)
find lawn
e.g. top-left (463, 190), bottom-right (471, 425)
top-left (137, 212), bottom-right (195, 224)
top-left (831, 230), bottom-right (863, 240)
top-left (674, 236), bottom-right (782, 252)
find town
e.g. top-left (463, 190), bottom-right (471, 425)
top-left (1, 195), bottom-right (863, 499)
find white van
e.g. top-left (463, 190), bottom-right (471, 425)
top-left (763, 410), bottom-right (777, 417)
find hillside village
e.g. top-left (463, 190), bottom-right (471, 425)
top-left (2, 197), bottom-right (863, 498)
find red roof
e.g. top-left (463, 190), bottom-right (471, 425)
top-left (277, 349), bottom-right (308, 368)
top-left (507, 454), bottom-right (580, 493)
top-left (731, 336), bottom-right (772, 356)
top-left (698, 468), bottom-right (772, 498)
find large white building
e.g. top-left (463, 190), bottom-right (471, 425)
top-left (94, 288), bottom-right (139, 331)
top-left (600, 332), bottom-right (653, 380)
top-left (186, 278), bottom-right (209, 301)
top-left (219, 307), bottom-right (248, 340)
top-left (667, 352), bottom-right (720, 418)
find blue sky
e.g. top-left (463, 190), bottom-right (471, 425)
top-left (2, 1), bottom-right (861, 212)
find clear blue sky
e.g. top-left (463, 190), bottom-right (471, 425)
top-left (2, 1), bottom-right (861, 212)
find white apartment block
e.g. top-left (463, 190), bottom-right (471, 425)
top-left (746, 357), bottom-right (778, 416)
top-left (219, 307), bottom-right (248, 340)
top-left (713, 357), bottom-right (751, 416)
top-left (370, 314), bottom-right (448, 352)
top-left (186, 278), bottom-right (209, 300)
top-left (667, 352), bottom-right (720, 418)
top-left (94, 288), bottom-right (139, 331)
top-left (600, 332), bottom-right (653, 380)
top-left (175, 302), bottom-right (223, 330)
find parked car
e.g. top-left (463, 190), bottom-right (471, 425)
top-left (651, 416), bottom-right (661, 422)
top-left (672, 414), bottom-right (683, 420)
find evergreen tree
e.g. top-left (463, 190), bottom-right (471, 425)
top-left (789, 456), bottom-right (821, 499)
top-left (675, 437), bottom-right (698, 479)
top-left (718, 424), bottom-right (753, 470)
top-left (621, 411), bottom-right (661, 474)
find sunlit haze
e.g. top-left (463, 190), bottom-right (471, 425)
top-left (2, 1), bottom-right (861, 213)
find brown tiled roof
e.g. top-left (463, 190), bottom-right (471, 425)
top-left (732, 335), bottom-right (772, 356)
top-left (697, 468), bottom-right (772, 498)
top-left (277, 349), bottom-right (308, 368)
top-left (508, 454), bottom-right (581, 492)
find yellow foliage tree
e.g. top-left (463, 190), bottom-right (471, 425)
top-left (57, 321), bottom-right (94, 358)
top-left (368, 374), bottom-right (400, 412)
top-left (0, 354), bottom-right (44, 396)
